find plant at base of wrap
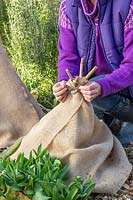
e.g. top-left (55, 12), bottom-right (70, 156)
top-left (0, 145), bottom-right (95, 200)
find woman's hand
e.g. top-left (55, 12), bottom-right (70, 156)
top-left (79, 81), bottom-right (101, 102)
top-left (53, 80), bottom-right (68, 103)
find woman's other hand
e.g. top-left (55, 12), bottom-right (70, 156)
top-left (79, 81), bottom-right (101, 102)
top-left (53, 80), bottom-right (68, 103)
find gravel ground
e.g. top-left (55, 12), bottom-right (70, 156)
top-left (88, 144), bottom-right (133, 200)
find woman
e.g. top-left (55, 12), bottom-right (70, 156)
top-left (53, 0), bottom-right (133, 144)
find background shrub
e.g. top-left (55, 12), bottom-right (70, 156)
top-left (0, 0), bottom-right (60, 108)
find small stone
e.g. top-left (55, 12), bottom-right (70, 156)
top-left (103, 196), bottom-right (108, 200)
top-left (118, 197), bottom-right (123, 200)
top-left (129, 187), bottom-right (133, 191)
top-left (123, 184), bottom-right (130, 190)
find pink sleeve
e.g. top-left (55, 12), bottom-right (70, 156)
top-left (58, 0), bottom-right (72, 30)
top-left (124, 1), bottom-right (133, 32)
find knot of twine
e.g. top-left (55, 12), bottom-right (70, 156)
top-left (66, 58), bottom-right (97, 94)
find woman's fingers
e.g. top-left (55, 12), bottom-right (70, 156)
top-left (82, 94), bottom-right (97, 102)
top-left (60, 80), bottom-right (67, 88)
top-left (79, 81), bottom-right (101, 102)
top-left (79, 82), bottom-right (98, 91)
top-left (53, 81), bottom-right (68, 102)
top-left (57, 93), bottom-right (67, 102)
top-left (80, 89), bottom-right (98, 96)
top-left (56, 93), bottom-right (68, 102)
top-left (53, 82), bottom-right (64, 94)
top-left (53, 87), bottom-right (67, 97)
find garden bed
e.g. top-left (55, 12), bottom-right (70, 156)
top-left (0, 144), bottom-right (132, 200)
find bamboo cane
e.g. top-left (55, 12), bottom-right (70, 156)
top-left (85, 66), bottom-right (97, 80)
top-left (66, 69), bottom-right (74, 80)
top-left (79, 58), bottom-right (84, 77)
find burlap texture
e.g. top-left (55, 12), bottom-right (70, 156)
top-left (11, 90), bottom-right (132, 194)
top-left (0, 40), bottom-right (44, 148)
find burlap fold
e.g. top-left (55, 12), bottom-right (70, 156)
top-left (0, 40), bottom-right (44, 148)
top-left (11, 90), bottom-right (132, 194)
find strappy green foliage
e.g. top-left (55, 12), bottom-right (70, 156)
top-left (0, 145), bottom-right (95, 200)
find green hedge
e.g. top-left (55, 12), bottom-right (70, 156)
top-left (0, 0), bottom-right (60, 108)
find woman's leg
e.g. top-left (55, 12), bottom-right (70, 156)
top-left (90, 75), bottom-right (133, 146)
top-left (90, 75), bottom-right (133, 123)
top-left (92, 92), bottom-right (133, 122)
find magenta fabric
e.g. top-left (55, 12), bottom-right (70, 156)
top-left (58, 27), bottom-right (80, 81)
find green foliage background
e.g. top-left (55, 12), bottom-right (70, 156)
top-left (0, 0), bottom-right (60, 108)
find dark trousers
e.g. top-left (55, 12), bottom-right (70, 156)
top-left (90, 75), bottom-right (133, 123)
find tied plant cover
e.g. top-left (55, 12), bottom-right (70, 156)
top-left (0, 39), bottom-right (44, 148)
top-left (10, 62), bottom-right (132, 194)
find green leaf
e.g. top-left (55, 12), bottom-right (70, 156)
top-left (82, 183), bottom-right (95, 199)
top-left (0, 138), bottom-right (22, 159)
top-left (65, 187), bottom-right (79, 200)
top-left (0, 190), bottom-right (4, 197)
top-left (24, 189), bottom-right (35, 196)
top-left (56, 165), bottom-right (69, 180)
top-left (32, 191), bottom-right (51, 200)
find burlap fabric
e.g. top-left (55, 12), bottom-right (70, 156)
top-left (0, 40), bottom-right (44, 148)
top-left (11, 77), bottom-right (132, 194)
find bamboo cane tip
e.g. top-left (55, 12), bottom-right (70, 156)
top-left (81, 58), bottom-right (84, 64)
